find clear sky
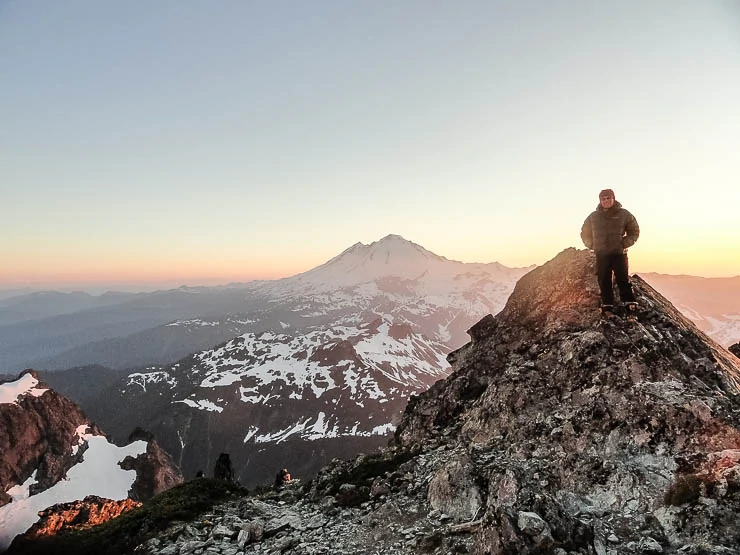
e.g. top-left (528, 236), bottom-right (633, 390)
top-left (2, 0), bottom-right (739, 291)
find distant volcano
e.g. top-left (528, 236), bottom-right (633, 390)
top-left (263, 233), bottom-right (532, 296)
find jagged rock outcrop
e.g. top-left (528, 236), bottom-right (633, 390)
top-left (394, 248), bottom-right (740, 554)
top-left (13, 495), bottom-right (141, 543)
top-left (120, 428), bottom-right (184, 501)
top-left (0, 372), bottom-right (184, 551)
top-left (730, 342), bottom-right (740, 359)
top-left (12, 248), bottom-right (740, 555)
top-left (0, 370), bottom-right (100, 506)
top-left (213, 453), bottom-right (235, 482)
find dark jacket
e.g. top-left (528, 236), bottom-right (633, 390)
top-left (580, 201), bottom-right (639, 254)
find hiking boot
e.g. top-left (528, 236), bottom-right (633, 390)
top-left (625, 302), bottom-right (638, 322)
top-left (600, 305), bottom-right (615, 318)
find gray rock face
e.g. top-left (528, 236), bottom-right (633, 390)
top-left (730, 342), bottom-right (740, 359)
top-left (394, 248), bottom-right (740, 554)
top-left (427, 457), bottom-right (482, 521)
top-left (20, 248), bottom-right (740, 555)
top-left (120, 427), bottom-right (184, 501)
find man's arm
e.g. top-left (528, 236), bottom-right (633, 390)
top-left (580, 215), bottom-right (594, 249)
top-left (622, 212), bottom-right (640, 249)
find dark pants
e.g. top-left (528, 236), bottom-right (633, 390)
top-left (596, 252), bottom-right (635, 306)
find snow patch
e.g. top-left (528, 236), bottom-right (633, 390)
top-left (0, 374), bottom-right (48, 404)
top-left (703, 315), bottom-right (740, 347)
top-left (0, 436), bottom-right (147, 550)
top-left (167, 319), bottom-right (218, 327)
top-left (127, 371), bottom-right (176, 392)
top-left (372, 423), bottom-right (396, 435)
top-left (177, 398), bottom-right (224, 413)
top-left (243, 426), bottom-right (259, 443)
top-left (247, 414), bottom-right (396, 443)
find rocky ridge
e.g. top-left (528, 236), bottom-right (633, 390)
top-left (0, 370), bottom-right (99, 507)
top-left (12, 248), bottom-right (740, 555)
top-left (18, 496), bottom-right (142, 541)
top-left (0, 371), bottom-right (183, 551)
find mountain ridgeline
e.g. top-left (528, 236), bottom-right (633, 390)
top-left (0, 235), bottom-right (532, 374)
top-left (3, 235), bottom-right (739, 377)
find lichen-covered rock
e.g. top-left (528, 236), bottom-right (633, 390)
top-left (427, 457), bottom-right (481, 522)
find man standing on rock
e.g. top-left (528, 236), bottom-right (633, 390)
top-left (580, 188), bottom-right (640, 319)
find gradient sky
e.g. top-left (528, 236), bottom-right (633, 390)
top-left (2, 1), bottom-right (739, 291)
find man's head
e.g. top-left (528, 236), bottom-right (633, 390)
top-left (599, 188), bottom-right (615, 209)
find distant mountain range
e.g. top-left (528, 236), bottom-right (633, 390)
top-left (61, 235), bottom-right (532, 486)
top-left (0, 236), bottom-right (530, 373)
top-left (0, 286), bottom-right (268, 372)
top-left (3, 236), bottom-right (740, 488)
top-left (2, 238), bottom-right (739, 376)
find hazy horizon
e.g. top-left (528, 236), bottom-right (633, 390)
top-left (2, 235), bottom-right (738, 296)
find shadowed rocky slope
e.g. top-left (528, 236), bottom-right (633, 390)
top-left (11, 248), bottom-right (740, 555)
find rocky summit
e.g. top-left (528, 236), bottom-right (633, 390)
top-left (14, 248), bottom-right (740, 555)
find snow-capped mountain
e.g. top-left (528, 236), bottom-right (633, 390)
top-left (80, 235), bottom-right (533, 487)
top-left (185, 317), bottom-right (447, 412)
top-left (0, 371), bottom-right (183, 550)
top-left (13, 235), bottom-right (530, 373)
top-left (270, 233), bottom-right (520, 295)
top-left (95, 318), bottom-right (452, 486)
top-left (256, 234), bottom-right (528, 347)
